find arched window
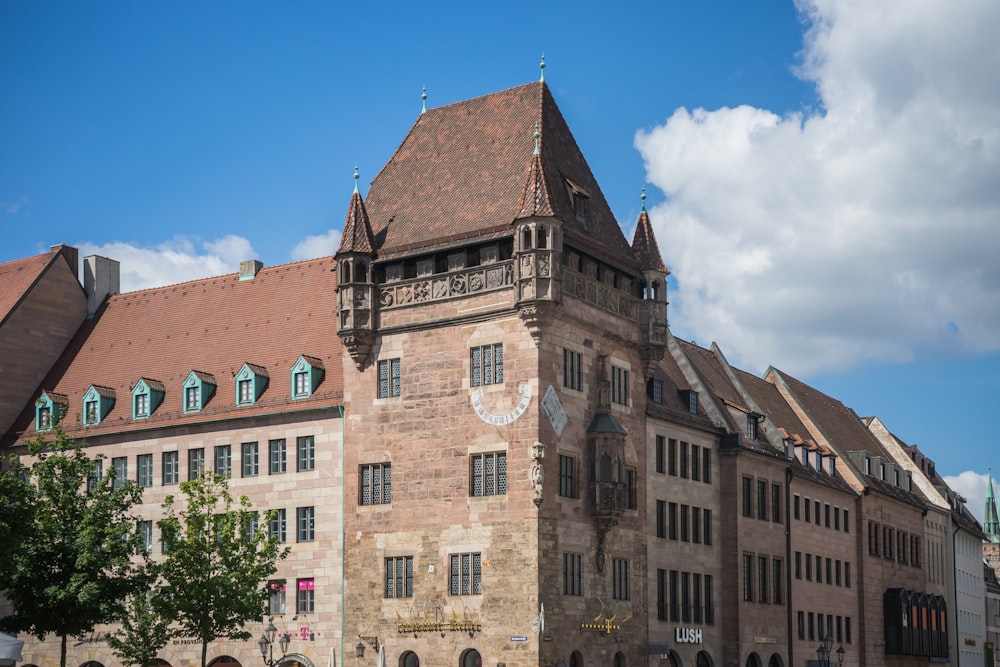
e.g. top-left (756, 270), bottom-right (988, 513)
top-left (400, 651), bottom-right (420, 667)
top-left (696, 651), bottom-right (713, 667)
top-left (767, 654), bottom-right (783, 667)
top-left (745, 653), bottom-right (762, 667)
top-left (460, 648), bottom-right (482, 667)
top-left (569, 650), bottom-right (583, 667)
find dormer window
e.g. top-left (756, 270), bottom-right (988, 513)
top-left (182, 371), bottom-right (217, 413)
top-left (236, 363), bottom-right (269, 406)
top-left (745, 413), bottom-right (761, 441)
top-left (35, 391), bottom-right (68, 432)
top-left (565, 178), bottom-right (590, 225)
top-left (681, 389), bottom-right (699, 415)
top-left (82, 385), bottom-right (116, 426)
top-left (131, 378), bottom-right (165, 419)
top-left (290, 356), bottom-right (325, 399)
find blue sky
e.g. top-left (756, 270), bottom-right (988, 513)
top-left (3, 1), bottom-right (998, 519)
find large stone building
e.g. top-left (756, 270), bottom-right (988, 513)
top-left (0, 76), bottom-right (987, 667)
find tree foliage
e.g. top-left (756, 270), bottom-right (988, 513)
top-left (155, 473), bottom-right (288, 667)
top-left (0, 425), bottom-right (145, 667)
top-left (105, 591), bottom-right (173, 667)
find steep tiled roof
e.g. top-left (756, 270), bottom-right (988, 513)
top-left (0, 250), bottom-right (60, 325)
top-left (363, 81), bottom-right (636, 268)
top-left (515, 149), bottom-right (556, 219)
top-left (336, 190), bottom-right (376, 255)
top-left (631, 210), bottom-right (668, 274)
top-left (647, 347), bottom-right (714, 427)
top-left (3, 257), bottom-right (343, 445)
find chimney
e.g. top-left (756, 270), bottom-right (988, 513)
top-left (83, 255), bottom-right (121, 317)
top-left (239, 260), bottom-right (264, 280)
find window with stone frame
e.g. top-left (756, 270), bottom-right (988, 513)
top-left (471, 344), bottom-right (503, 387)
top-left (563, 348), bottom-right (582, 391)
top-left (471, 451), bottom-right (506, 497)
top-left (360, 463), bottom-right (392, 506)
top-left (558, 454), bottom-right (576, 498)
top-left (612, 558), bottom-right (629, 600)
top-left (377, 358), bottom-right (401, 398)
top-left (385, 556), bottom-right (414, 598)
top-left (449, 552), bottom-right (482, 595)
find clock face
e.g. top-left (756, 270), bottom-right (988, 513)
top-left (470, 382), bottom-right (532, 426)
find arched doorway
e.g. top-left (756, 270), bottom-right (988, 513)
top-left (613, 652), bottom-right (626, 667)
top-left (767, 655), bottom-right (782, 667)
top-left (460, 648), bottom-right (482, 667)
top-left (399, 651), bottom-right (420, 667)
top-left (668, 651), bottom-right (682, 667)
top-left (569, 650), bottom-right (583, 667)
top-left (208, 656), bottom-right (241, 667)
top-left (696, 651), bottom-right (712, 667)
top-left (81, 662), bottom-right (105, 667)
top-left (745, 653), bottom-right (762, 667)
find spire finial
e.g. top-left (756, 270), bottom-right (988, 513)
top-left (421, 85), bottom-right (427, 114)
top-left (353, 165), bottom-right (359, 194)
top-left (533, 123), bottom-right (540, 155)
top-left (539, 54), bottom-right (546, 82)
top-left (641, 186), bottom-right (647, 213)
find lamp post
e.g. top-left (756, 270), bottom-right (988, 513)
top-left (355, 636), bottom-right (379, 660)
top-left (816, 634), bottom-right (845, 667)
top-left (259, 619), bottom-right (291, 667)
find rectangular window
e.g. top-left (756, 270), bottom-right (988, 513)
top-left (693, 573), bottom-right (703, 623)
top-left (681, 571), bottom-right (691, 622)
top-left (139, 520), bottom-right (153, 554)
top-left (385, 556), bottom-right (414, 598)
top-left (705, 574), bottom-right (714, 625)
top-left (703, 508), bottom-right (712, 545)
top-left (836, 615), bottom-right (843, 643)
top-left (138, 454), bottom-right (153, 487)
top-left (798, 611), bottom-right (805, 640)
top-left (268, 581), bottom-right (287, 615)
top-left (773, 558), bottom-right (783, 604)
top-left (657, 569), bottom-right (667, 621)
top-left (651, 378), bottom-right (664, 405)
top-left (625, 468), bottom-right (637, 510)
top-left (471, 344), bottom-right (503, 387)
top-left (296, 578), bottom-right (315, 613)
top-left (886, 527), bottom-right (894, 560)
top-left (808, 612), bottom-right (815, 641)
top-left (668, 438), bottom-right (677, 476)
top-left (188, 448), bottom-right (204, 481)
top-left (692, 505), bottom-right (701, 544)
top-left (655, 436), bottom-right (665, 474)
top-left (845, 617), bottom-right (852, 644)
top-left (816, 555), bottom-right (823, 583)
top-left (680, 442), bottom-right (689, 479)
top-left (563, 349), bottom-right (582, 391)
top-left (742, 477), bottom-right (753, 517)
top-left (378, 358), bottom-right (401, 397)
top-left (746, 414), bottom-right (758, 440)
top-left (244, 511), bottom-right (259, 541)
top-left (795, 551), bottom-right (801, 579)
top-left (85, 399), bottom-right (99, 425)
top-left (293, 371), bottom-right (309, 397)
top-left (794, 494), bottom-right (801, 520)
top-left (563, 553), bottom-right (583, 596)
top-left (296, 506), bottom-right (315, 542)
top-left (449, 552), bottom-right (482, 595)
top-left (242, 442), bottom-right (259, 477)
top-left (814, 500), bottom-right (821, 525)
top-left (806, 553), bottom-right (813, 581)
top-left (112, 456), bottom-right (127, 489)
top-left (558, 454), bottom-right (576, 498)
top-left (269, 508), bottom-right (286, 543)
top-left (471, 451), bottom-right (507, 496)
top-left (238, 379), bottom-right (253, 405)
top-left (826, 557), bottom-right (833, 584)
top-left (656, 500), bottom-right (666, 539)
top-left (912, 536), bottom-right (921, 567)
top-left (680, 504), bottom-right (690, 542)
top-left (612, 558), bottom-right (629, 601)
top-left (162, 451), bottom-right (179, 485)
top-left (185, 386), bottom-right (199, 411)
top-left (690, 444), bottom-right (700, 481)
top-left (297, 435), bottom-right (315, 471)
top-left (610, 365), bottom-right (629, 406)
top-left (772, 483), bottom-right (782, 523)
top-left (805, 497), bottom-right (811, 523)
top-left (834, 506), bottom-right (840, 530)
top-left (134, 393), bottom-right (149, 418)
top-left (668, 502), bottom-right (678, 540)
top-left (836, 560), bottom-right (842, 586)
top-left (758, 555), bottom-right (768, 603)
top-left (843, 509), bottom-right (849, 532)
top-left (742, 553), bottom-right (754, 602)
top-left (214, 445), bottom-right (231, 476)
top-left (845, 562), bottom-right (851, 588)
top-left (825, 503), bottom-right (831, 528)
top-left (38, 406), bottom-right (52, 430)
top-left (702, 447), bottom-right (712, 484)
top-left (669, 570), bottom-right (680, 621)
top-left (269, 439), bottom-right (287, 474)
top-left (757, 480), bottom-right (768, 520)
top-left (360, 463), bottom-right (392, 505)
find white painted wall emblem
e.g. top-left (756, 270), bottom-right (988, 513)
top-left (471, 382), bottom-right (532, 425)
top-left (540, 385), bottom-right (568, 437)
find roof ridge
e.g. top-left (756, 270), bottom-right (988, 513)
top-left (111, 256), bottom-right (335, 297)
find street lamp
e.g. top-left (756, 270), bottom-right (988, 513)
top-left (356, 636), bottom-right (379, 659)
top-left (259, 618), bottom-right (291, 667)
top-left (816, 634), bottom-right (845, 667)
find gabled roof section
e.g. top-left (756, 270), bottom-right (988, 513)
top-left (4, 257), bottom-right (344, 444)
top-left (0, 247), bottom-right (75, 325)
top-left (363, 81), bottom-right (636, 267)
top-left (515, 141), bottom-right (556, 219)
top-left (631, 209), bottom-right (668, 274)
top-left (336, 187), bottom-right (376, 256)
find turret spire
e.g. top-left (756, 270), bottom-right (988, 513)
top-left (421, 85), bottom-right (427, 114)
top-left (539, 54), bottom-right (546, 82)
top-left (985, 469), bottom-right (1000, 543)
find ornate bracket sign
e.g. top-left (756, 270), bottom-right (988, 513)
top-left (470, 383), bottom-right (532, 426)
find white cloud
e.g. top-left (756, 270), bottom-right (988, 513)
top-left (3, 196), bottom-right (28, 215)
top-left (943, 470), bottom-right (991, 526)
top-left (636, 0), bottom-right (1000, 375)
top-left (290, 228), bottom-right (342, 262)
top-left (77, 235), bottom-right (257, 293)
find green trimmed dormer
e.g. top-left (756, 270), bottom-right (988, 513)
top-left (35, 391), bottom-right (69, 431)
top-left (82, 385), bottom-right (116, 426)
top-left (182, 370), bottom-right (216, 413)
top-left (235, 363), bottom-right (269, 406)
top-left (131, 378), bottom-right (165, 419)
top-left (290, 355), bottom-right (325, 399)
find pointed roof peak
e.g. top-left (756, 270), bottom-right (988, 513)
top-left (421, 85), bottom-right (427, 114)
top-left (986, 470), bottom-right (1000, 543)
top-left (335, 168), bottom-right (376, 257)
top-left (539, 54), bottom-right (546, 82)
top-left (631, 189), bottom-right (669, 274)
top-left (515, 123), bottom-right (555, 220)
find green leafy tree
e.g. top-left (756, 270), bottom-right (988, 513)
top-left (0, 425), bottom-right (145, 667)
top-left (155, 473), bottom-right (288, 667)
top-left (105, 590), bottom-right (173, 667)
top-left (0, 456), bottom-right (35, 581)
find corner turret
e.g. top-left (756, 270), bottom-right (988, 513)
top-left (335, 168), bottom-right (378, 370)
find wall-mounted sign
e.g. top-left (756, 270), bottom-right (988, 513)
top-left (540, 385), bottom-right (568, 437)
top-left (510, 636), bottom-right (528, 642)
top-left (675, 627), bottom-right (703, 644)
